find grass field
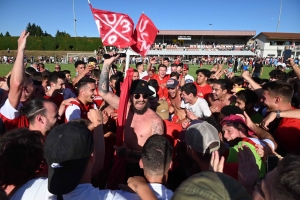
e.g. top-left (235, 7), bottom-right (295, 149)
top-left (0, 63), bottom-right (282, 80)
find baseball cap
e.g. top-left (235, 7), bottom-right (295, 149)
top-left (183, 64), bottom-right (189, 70)
top-left (130, 80), bottom-right (155, 95)
top-left (156, 100), bottom-right (169, 120)
top-left (44, 122), bottom-right (94, 195)
top-left (166, 78), bottom-right (179, 89)
top-left (185, 120), bottom-right (220, 154)
top-left (172, 171), bottom-right (252, 200)
top-left (185, 79), bottom-right (194, 84)
top-left (220, 114), bottom-right (254, 135)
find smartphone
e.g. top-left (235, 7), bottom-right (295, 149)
top-left (284, 50), bottom-right (292, 64)
top-left (266, 155), bottom-right (279, 173)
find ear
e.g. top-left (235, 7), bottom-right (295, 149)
top-left (275, 96), bottom-right (280, 104)
top-left (36, 114), bottom-right (44, 124)
top-left (139, 159), bottom-right (144, 169)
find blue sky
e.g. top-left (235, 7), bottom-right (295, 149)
top-left (0, 0), bottom-right (299, 37)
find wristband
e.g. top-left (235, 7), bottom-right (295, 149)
top-left (275, 110), bottom-right (281, 118)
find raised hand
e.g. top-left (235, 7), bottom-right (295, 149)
top-left (18, 30), bottom-right (30, 51)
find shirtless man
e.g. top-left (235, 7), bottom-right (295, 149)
top-left (98, 55), bottom-right (164, 167)
top-left (208, 79), bottom-right (236, 121)
top-left (166, 78), bottom-right (186, 123)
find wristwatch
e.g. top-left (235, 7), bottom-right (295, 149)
top-left (275, 110), bottom-right (281, 118)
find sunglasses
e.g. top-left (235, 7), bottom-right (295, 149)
top-left (134, 94), bottom-right (149, 99)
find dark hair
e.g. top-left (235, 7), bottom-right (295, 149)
top-left (171, 63), bottom-right (177, 67)
top-left (88, 57), bottom-right (97, 63)
top-left (269, 70), bottom-right (288, 82)
top-left (170, 72), bottom-right (179, 79)
top-left (38, 63), bottom-right (45, 68)
top-left (262, 81), bottom-right (293, 103)
top-left (48, 72), bottom-right (66, 84)
top-left (42, 70), bottom-right (51, 77)
top-left (196, 69), bottom-right (211, 78)
top-left (23, 98), bottom-right (53, 124)
top-left (163, 57), bottom-right (170, 62)
top-left (148, 79), bottom-right (159, 92)
top-left (25, 67), bottom-right (37, 76)
top-left (276, 154), bottom-right (300, 199)
top-left (158, 64), bottom-right (167, 70)
top-left (0, 128), bottom-right (44, 189)
top-left (220, 105), bottom-right (243, 117)
top-left (141, 135), bottom-right (173, 175)
top-left (135, 62), bottom-right (143, 69)
top-left (74, 60), bottom-right (85, 68)
top-left (213, 79), bottom-right (232, 91)
top-left (32, 72), bottom-right (43, 82)
top-left (62, 70), bottom-right (71, 75)
top-left (231, 76), bottom-right (244, 86)
top-left (181, 83), bottom-right (197, 96)
top-left (77, 77), bottom-right (96, 91)
top-left (133, 69), bottom-right (138, 73)
top-left (236, 89), bottom-right (258, 105)
top-left (109, 74), bottom-right (119, 82)
top-left (90, 69), bottom-right (100, 79)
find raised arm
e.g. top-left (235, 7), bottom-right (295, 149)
top-left (147, 57), bottom-right (156, 72)
top-left (242, 70), bottom-right (263, 99)
top-left (288, 58), bottom-right (300, 80)
top-left (9, 31), bottom-right (29, 109)
top-left (98, 54), bottom-right (120, 109)
top-left (72, 64), bottom-right (94, 87)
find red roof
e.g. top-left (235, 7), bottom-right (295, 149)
top-left (157, 30), bottom-right (256, 36)
top-left (256, 32), bottom-right (300, 40)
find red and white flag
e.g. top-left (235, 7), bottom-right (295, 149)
top-left (131, 13), bottom-right (158, 56)
top-left (89, 2), bottom-right (136, 48)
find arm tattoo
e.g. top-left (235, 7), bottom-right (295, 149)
top-left (151, 121), bottom-right (164, 135)
top-left (98, 65), bottom-right (109, 94)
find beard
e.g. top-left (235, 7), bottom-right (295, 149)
top-left (131, 100), bottom-right (150, 115)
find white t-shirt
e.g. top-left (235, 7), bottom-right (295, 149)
top-left (184, 74), bottom-right (194, 83)
top-left (11, 178), bottom-right (56, 200)
top-left (181, 97), bottom-right (211, 118)
top-left (111, 183), bottom-right (173, 200)
top-left (166, 66), bottom-right (171, 75)
top-left (139, 70), bottom-right (148, 79)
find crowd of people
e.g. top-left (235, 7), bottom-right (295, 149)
top-left (0, 31), bottom-right (300, 199)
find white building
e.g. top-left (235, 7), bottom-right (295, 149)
top-left (254, 32), bottom-right (300, 58)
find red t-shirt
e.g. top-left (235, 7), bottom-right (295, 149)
top-left (194, 83), bottom-right (212, 100)
top-left (274, 117), bottom-right (300, 155)
top-left (153, 74), bottom-right (170, 99)
top-left (164, 119), bottom-right (183, 169)
top-left (65, 99), bottom-right (97, 122)
top-left (0, 99), bottom-right (29, 131)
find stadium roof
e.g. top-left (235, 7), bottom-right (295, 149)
top-left (254, 32), bottom-right (300, 40)
top-left (157, 30), bottom-right (256, 36)
top-left (125, 49), bottom-right (256, 56)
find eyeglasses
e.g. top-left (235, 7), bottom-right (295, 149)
top-left (134, 94), bottom-right (149, 99)
top-left (254, 177), bottom-right (265, 198)
top-left (55, 67), bottom-right (60, 69)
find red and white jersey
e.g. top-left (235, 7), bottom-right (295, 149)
top-left (94, 90), bottom-right (104, 108)
top-left (0, 99), bottom-right (29, 131)
top-left (65, 99), bottom-right (97, 122)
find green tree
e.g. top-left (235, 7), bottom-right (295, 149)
top-left (0, 33), bottom-right (3, 37)
top-left (5, 31), bottom-right (11, 36)
top-left (55, 30), bottom-right (71, 38)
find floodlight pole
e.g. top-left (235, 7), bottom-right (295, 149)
top-left (276, 0), bottom-right (283, 32)
top-left (73, 0), bottom-right (77, 37)
top-left (209, 24), bottom-right (212, 31)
